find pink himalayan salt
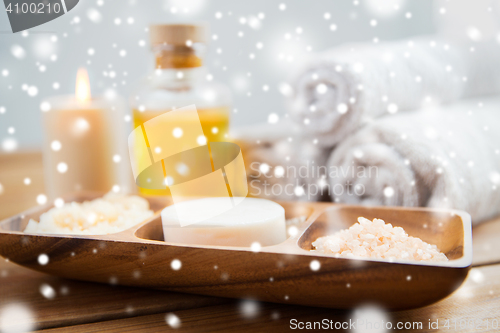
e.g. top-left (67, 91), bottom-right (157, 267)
top-left (312, 217), bottom-right (448, 262)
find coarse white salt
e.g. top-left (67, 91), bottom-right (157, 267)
top-left (24, 192), bottom-right (153, 235)
top-left (312, 217), bottom-right (448, 262)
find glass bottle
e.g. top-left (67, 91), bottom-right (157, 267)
top-left (131, 24), bottom-right (231, 196)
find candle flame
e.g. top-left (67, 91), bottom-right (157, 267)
top-left (75, 68), bottom-right (91, 102)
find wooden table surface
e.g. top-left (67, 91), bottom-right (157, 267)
top-left (1, 152), bottom-right (500, 332)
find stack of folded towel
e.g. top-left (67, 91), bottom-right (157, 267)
top-left (288, 37), bottom-right (500, 147)
top-left (327, 99), bottom-right (500, 223)
top-left (233, 37), bottom-right (500, 224)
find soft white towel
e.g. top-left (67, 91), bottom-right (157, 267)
top-left (288, 37), bottom-right (500, 147)
top-left (327, 97), bottom-right (500, 224)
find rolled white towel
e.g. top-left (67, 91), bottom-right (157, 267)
top-left (327, 97), bottom-right (500, 224)
top-left (288, 37), bottom-right (500, 147)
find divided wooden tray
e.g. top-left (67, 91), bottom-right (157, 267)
top-left (0, 193), bottom-right (472, 310)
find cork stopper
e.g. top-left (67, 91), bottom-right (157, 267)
top-left (149, 24), bottom-right (207, 47)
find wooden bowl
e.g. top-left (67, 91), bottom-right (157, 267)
top-left (0, 193), bottom-right (471, 310)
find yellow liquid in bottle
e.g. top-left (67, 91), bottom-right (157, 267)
top-left (132, 106), bottom-right (230, 196)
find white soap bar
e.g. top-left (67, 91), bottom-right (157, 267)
top-left (161, 197), bottom-right (286, 247)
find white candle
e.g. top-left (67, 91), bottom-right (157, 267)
top-left (41, 68), bottom-right (131, 199)
top-left (161, 197), bottom-right (287, 247)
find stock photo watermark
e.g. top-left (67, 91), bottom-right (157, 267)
top-left (289, 318), bottom-right (500, 331)
top-left (248, 162), bottom-right (379, 200)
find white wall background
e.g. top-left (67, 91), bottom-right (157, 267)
top-left (0, 0), bottom-right (438, 150)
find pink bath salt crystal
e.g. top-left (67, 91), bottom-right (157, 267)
top-left (353, 246), bottom-right (368, 256)
top-left (422, 253), bottom-right (432, 260)
top-left (311, 217), bottom-right (448, 262)
top-left (321, 239), bottom-right (341, 253)
top-left (358, 217), bottom-right (372, 227)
